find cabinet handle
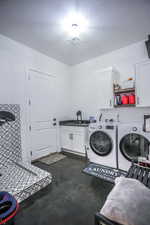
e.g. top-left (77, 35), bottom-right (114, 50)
top-left (110, 99), bottom-right (112, 107)
top-left (137, 96), bottom-right (140, 105)
top-left (69, 133), bottom-right (73, 140)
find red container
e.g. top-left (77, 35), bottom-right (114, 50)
top-left (122, 95), bottom-right (129, 104)
top-left (129, 94), bottom-right (135, 104)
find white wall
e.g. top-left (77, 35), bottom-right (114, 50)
top-left (70, 41), bottom-right (150, 122)
top-left (1, 34), bottom-right (150, 162)
top-left (0, 34), bottom-right (71, 162)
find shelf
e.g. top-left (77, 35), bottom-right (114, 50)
top-left (114, 104), bottom-right (135, 108)
top-left (114, 88), bottom-right (135, 94)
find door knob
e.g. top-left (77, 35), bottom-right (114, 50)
top-left (53, 123), bottom-right (56, 126)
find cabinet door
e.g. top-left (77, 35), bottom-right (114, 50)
top-left (73, 133), bottom-right (85, 154)
top-left (60, 129), bottom-right (73, 150)
top-left (136, 61), bottom-right (150, 107)
top-left (93, 69), bottom-right (114, 109)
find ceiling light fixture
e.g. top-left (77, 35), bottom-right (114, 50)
top-left (70, 23), bottom-right (80, 38)
top-left (63, 12), bottom-right (88, 38)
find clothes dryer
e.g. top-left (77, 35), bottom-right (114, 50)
top-left (118, 123), bottom-right (150, 171)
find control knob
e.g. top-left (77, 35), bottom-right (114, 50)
top-left (132, 127), bottom-right (137, 132)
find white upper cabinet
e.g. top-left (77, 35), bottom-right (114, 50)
top-left (94, 67), bottom-right (120, 109)
top-left (136, 60), bottom-right (150, 107)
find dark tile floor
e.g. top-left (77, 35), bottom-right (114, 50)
top-left (15, 156), bottom-right (113, 225)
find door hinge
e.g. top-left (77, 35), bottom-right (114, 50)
top-left (29, 125), bottom-right (31, 131)
top-left (30, 151), bottom-right (32, 156)
top-left (28, 99), bottom-right (31, 106)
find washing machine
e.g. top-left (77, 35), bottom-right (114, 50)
top-left (118, 123), bottom-right (150, 171)
top-left (87, 122), bottom-right (117, 168)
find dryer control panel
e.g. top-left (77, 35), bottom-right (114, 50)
top-left (105, 125), bottom-right (114, 130)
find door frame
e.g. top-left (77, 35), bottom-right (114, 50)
top-left (25, 68), bottom-right (57, 162)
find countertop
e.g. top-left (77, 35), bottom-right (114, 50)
top-left (59, 120), bottom-right (90, 127)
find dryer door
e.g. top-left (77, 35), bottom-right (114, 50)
top-left (120, 133), bottom-right (149, 161)
top-left (89, 131), bottom-right (113, 156)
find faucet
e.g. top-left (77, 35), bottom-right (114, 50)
top-left (76, 110), bottom-right (82, 123)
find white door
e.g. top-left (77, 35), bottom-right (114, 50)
top-left (28, 70), bottom-right (57, 161)
top-left (136, 60), bottom-right (150, 107)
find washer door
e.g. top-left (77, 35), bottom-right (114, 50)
top-left (90, 131), bottom-right (113, 156)
top-left (120, 133), bottom-right (149, 161)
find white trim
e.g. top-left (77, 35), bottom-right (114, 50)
top-left (24, 67), bottom-right (32, 163)
top-left (28, 68), bottom-right (56, 78)
top-left (134, 58), bottom-right (150, 67)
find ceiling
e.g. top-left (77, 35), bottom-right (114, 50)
top-left (0, 0), bottom-right (150, 65)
